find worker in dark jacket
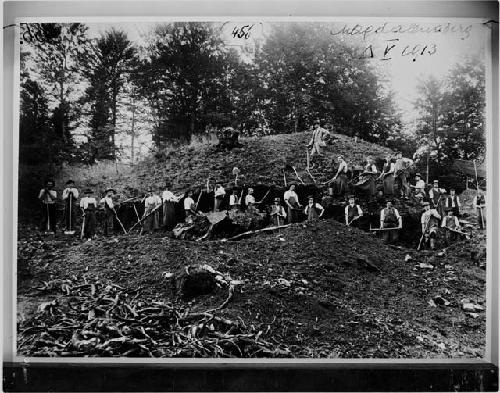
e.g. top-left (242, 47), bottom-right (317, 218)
top-left (379, 200), bottom-right (402, 244)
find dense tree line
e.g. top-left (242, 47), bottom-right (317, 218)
top-left (19, 22), bottom-right (485, 166)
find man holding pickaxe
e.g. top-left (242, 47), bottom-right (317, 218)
top-left (345, 195), bottom-right (363, 227)
top-left (38, 179), bottom-right (58, 234)
top-left (100, 188), bottom-right (125, 236)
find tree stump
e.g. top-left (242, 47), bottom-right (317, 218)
top-left (171, 265), bottom-right (217, 300)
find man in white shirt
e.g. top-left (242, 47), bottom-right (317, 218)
top-left (420, 201), bottom-right (441, 250)
top-left (62, 179), bottom-right (79, 233)
top-left (214, 182), bottom-right (226, 212)
top-left (184, 190), bottom-right (196, 220)
top-left (345, 196), bottom-right (363, 227)
top-left (229, 189), bottom-right (241, 210)
top-left (394, 152), bottom-right (413, 198)
top-left (284, 184), bottom-right (302, 223)
top-left (143, 188), bottom-right (162, 234)
top-left (308, 119), bottom-right (331, 158)
top-left (410, 173), bottom-right (426, 201)
top-left (38, 179), bottom-right (58, 233)
top-left (245, 188), bottom-right (256, 212)
top-left (100, 188), bottom-right (117, 236)
top-left (379, 200), bottom-right (402, 244)
top-left (378, 155), bottom-right (395, 196)
top-left (444, 188), bottom-right (461, 217)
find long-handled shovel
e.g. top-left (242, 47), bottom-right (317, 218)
top-left (80, 211), bottom-right (86, 240)
top-left (473, 159), bottom-right (485, 229)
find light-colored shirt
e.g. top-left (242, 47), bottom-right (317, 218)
top-left (162, 190), bottom-right (179, 202)
top-left (394, 158), bottom-right (413, 173)
top-left (284, 190), bottom-right (299, 203)
top-left (414, 179), bottom-right (426, 191)
top-left (100, 196), bottom-right (114, 209)
top-left (421, 209), bottom-right (441, 227)
top-left (229, 194), bottom-right (240, 206)
top-left (441, 216), bottom-right (460, 228)
top-left (215, 186), bottom-right (226, 197)
top-left (245, 194), bottom-right (255, 205)
top-left (80, 197), bottom-right (97, 210)
top-left (145, 195), bottom-right (162, 209)
top-left (38, 189), bottom-right (57, 204)
top-left (304, 203), bottom-right (324, 214)
top-left (364, 164), bottom-right (378, 174)
top-left (184, 197), bottom-right (195, 211)
top-left (337, 160), bottom-right (348, 174)
top-left (380, 207), bottom-right (401, 222)
top-left (62, 187), bottom-right (79, 200)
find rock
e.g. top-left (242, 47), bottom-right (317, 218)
top-left (433, 296), bottom-right (450, 306)
top-left (171, 265), bottom-right (218, 300)
top-left (404, 254), bottom-right (413, 262)
top-left (462, 303), bottom-right (475, 311)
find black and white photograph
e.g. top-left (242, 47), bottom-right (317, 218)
top-left (14, 17), bottom-right (491, 361)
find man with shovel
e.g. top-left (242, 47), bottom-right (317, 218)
top-left (345, 195), bottom-right (363, 227)
top-left (100, 188), bottom-right (118, 236)
top-left (38, 179), bottom-right (58, 234)
top-left (379, 200), bottom-right (402, 244)
top-left (270, 197), bottom-right (287, 226)
top-left (284, 184), bottom-right (302, 223)
top-left (62, 179), bottom-right (79, 235)
top-left (79, 189), bottom-right (97, 240)
top-left (420, 201), bottom-right (441, 250)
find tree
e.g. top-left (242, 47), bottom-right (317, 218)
top-left (138, 22), bottom-right (233, 146)
top-left (80, 29), bottom-right (138, 160)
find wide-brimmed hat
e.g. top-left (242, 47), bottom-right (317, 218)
top-left (105, 188), bottom-right (116, 194)
top-left (433, 179), bottom-right (439, 184)
top-left (66, 179), bottom-right (75, 185)
top-left (84, 188), bottom-right (93, 195)
top-left (348, 195), bottom-right (355, 199)
top-left (415, 173), bottom-right (422, 178)
top-left (248, 187), bottom-right (254, 192)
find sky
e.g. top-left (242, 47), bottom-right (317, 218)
top-left (86, 19), bottom-right (488, 124)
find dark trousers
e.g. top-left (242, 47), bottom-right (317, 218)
top-left (103, 210), bottom-right (114, 236)
top-left (382, 223), bottom-right (399, 244)
top-left (40, 203), bottom-right (57, 232)
top-left (64, 199), bottom-right (78, 230)
top-left (83, 208), bottom-right (97, 238)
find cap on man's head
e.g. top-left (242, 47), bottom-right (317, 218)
top-left (415, 173), bottom-right (421, 178)
top-left (105, 188), bottom-right (116, 194)
top-left (445, 207), bottom-right (454, 213)
top-left (433, 180), bottom-right (439, 184)
top-left (274, 197), bottom-right (280, 202)
top-left (45, 179), bottom-right (55, 186)
top-left (66, 179), bottom-right (75, 185)
top-left (348, 195), bottom-right (355, 200)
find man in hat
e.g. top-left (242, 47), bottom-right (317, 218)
top-left (214, 182), bottom-right (226, 212)
top-left (379, 200), bottom-right (402, 244)
top-left (143, 188), bottom-right (162, 234)
top-left (410, 173), bottom-right (426, 201)
top-left (162, 182), bottom-right (181, 230)
top-left (62, 179), bottom-right (79, 233)
top-left (473, 193), bottom-right (486, 230)
top-left (245, 188), bottom-right (257, 212)
top-left (441, 207), bottom-right (461, 245)
top-left (184, 190), bottom-right (197, 221)
top-left (80, 189), bottom-right (97, 240)
top-left (270, 197), bottom-right (287, 226)
top-left (38, 179), bottom-right (58, 233)
top-left (284, 184), bottom-right (302, 223)
top-left (444, 188), bottom-right (461, 217)
top-left (229, 189), bottom-right (242, 211)
top-left (304, 196), bottom-right (324, 221)
top-left (378, 155), bottom-right (395, 196)
top-left (100, 188), bottom-right (117, 236)
top-left (330, 155), bottom-right (349, 196)
top-left (345, 196), bottom-right (363, 227)
top-left (394, 152), bottom-right (413, 198)
top-left (428, 180), bottom-right (446, 217)
top-left (308, 119), bottom-right (330, 158)
top-left (420, 201), bottom-right (441, 250)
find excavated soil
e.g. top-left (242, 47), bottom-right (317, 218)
top-left (17, 217), bottom-right (486, 358)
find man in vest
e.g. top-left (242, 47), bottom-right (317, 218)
top-left (304, 196), bottom-right (324, 221)
top-left (214, 182), bottom-right (226, 212)
top-left (62, 179), bottom-right (79, 234)
top-left (38, 179), bottom-right (58, 234)
top-left (100, 188), bottom-right (117, 236)
top-left (379, 200), bottom-right (402, 244)
top-left (270, 197), bottom-right (287, 226)
top-left (410, 173), bottom-right (426, 201)
top-left (284, 184), bottom-right (302, 223)
top-left (441, 207), bottom-right (461, 245)
top-left (420, 201), bottom-right (441, 250)
top-left (344, 196), bottom-right (363, 227)
top-left (444, 188), bottom-right (461, 217)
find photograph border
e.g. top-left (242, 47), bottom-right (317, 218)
top-left (2, 1), bottom-right (499, 391)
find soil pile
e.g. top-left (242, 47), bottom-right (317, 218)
top-left (17, 217), bottom-right (486, 358)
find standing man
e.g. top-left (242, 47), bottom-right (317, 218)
top-left (284, 184), bottom-right (302, 223)
top-left (379, 200), bottom-right (402, 244)
top-left (143, 188), bottom-right (162, 234)
top-left (394, 152), bottom-right (412, 199)
top-left (345, 196), bottom-right (363, 227)
top-left (62, 179), bottom-right (79, 234)
top-left (308, 119), bottom-right (330, 159)
top-left (441, 207), bottom-right (461, 245)
top-left (245, 188), bottom-right (257, 212)
top-left (184, 190), bottom-right (197, 221)
top-left (473, 193), bottom-right (486, 230)
top-left (410, 173), bottom-right (426, 201)
top-left (420, 201), bottom-right (441, 250)
top-left (80, 189), bottom-right (97, 240)
top-left (331, 155), bottom-right (349, 196)
top-left (162, 182), bottom-right (181, 230)
top-left (100, 188), bottom-right (117, 237)
top-left (445, 188), bottom-right (461, 217)
top-left (304, 196), bottom-right (324, 221)
top-left (214, 182), bottom-right (226, 212)
top-left (229, 189), bottom-right (241, 211)
top-left (270, 197), bottom-right (287, 226)
top-left (379, 155), bottom-right (395, 196)
top-left (428, 180), bottom-right (446, 216)
top-left (38, 179), bottom-right (58, 234)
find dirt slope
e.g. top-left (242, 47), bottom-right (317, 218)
top-left (17, 218), bottom-right (485, 358)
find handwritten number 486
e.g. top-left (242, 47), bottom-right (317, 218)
top-left (232, 25), bottom-right (254, 39)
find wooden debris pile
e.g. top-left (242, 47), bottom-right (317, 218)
top-left (17, 277), bottom-right (290, 358)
